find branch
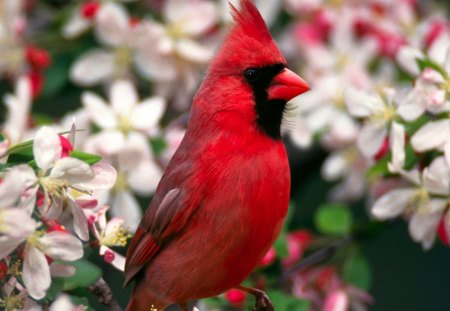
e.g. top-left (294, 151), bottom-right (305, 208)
top-left (88, 277), bottom-right (123, 311)
top-left (277, 236), bottom-right (353, 284)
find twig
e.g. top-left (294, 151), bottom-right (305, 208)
top-left (277, 236), bottom-right (354, 284)
top-left (88, 277), bottom-right (123, 311)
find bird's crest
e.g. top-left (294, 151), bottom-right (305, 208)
top-left (229, 0), bottom-right (273, 46)
top-left (208, 0), bottom-right (285, 73)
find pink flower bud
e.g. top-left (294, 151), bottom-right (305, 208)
top-left (81, 1), bottom-right (100, 20)
top-left (28, 71), bottom-right (43, 98)
top-left (437, 216), bottom-right (450, 246)
top-left (259, 247), bottom-right (276, 267)
top-left (104, 249), bottom-right (115, 264)
top-left (282, 230), bottom-right (313, 267)
top-left (323, 289), bottom-right (349, 311)
top-left (58, 135), bottom-right (74, 158)
top-left (0, 260), bottom-right (8, 281)
top-left (26, 46), bottom-right (51, 70)
top-left (225, 289), bottom-right (246, 306)
top-left (424, 20), bottom-right (448, 49)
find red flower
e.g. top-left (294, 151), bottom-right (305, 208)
top-left (81, 1), bottom-right (100, 20)
top-left (0, 260), bottom-right (8, 281)
top-left (26, 46), bottom-right (51, 70)
top-left (59, 135), bottom-right (74, 158)
top-left (225, 289), bottom-right (246, 306)
top-left (437, 216), bottom-right (450, 246)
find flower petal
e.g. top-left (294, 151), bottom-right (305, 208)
top-left (50, 294), bottom-right (79, 311)
top-left (371, 188), bottom-right (416, 220)
top-left (70, 50), bottom-right (115, 86)
top-left (111, 190), bottom-right (142, 232)
top-left (175, 39), bottom-right (214, 63)
top-left (396, 46), bottom-right (424, 76)
top-left (0, 208), bottom-right (36, 238)
top-left (357, 123), bottom-right (387, 158)
top-left (344, 88), bottom-right (382, 117)
top-left (23, 244), bottom-right (51, 299)
top-left (389, 122), bottom-right (405, 172)
top-left (76, 163), bottom-right (117, 190)
top-left (84, 130), bottom-right (126, 156)
top-left (130, 97), bottom-right (166, 132)
top-left (39, 232), bottom-right (83, 261)
top-left (321, 150), bottom-right (349, 181)
top-left (95, 3), bottom-right (128, 47)
top-left (0, 236), bottom-right (24, 259)
top-left (68, 199), bottom-right (89, 241)
top-left (411, 119), bottom-right (449, 152)
top-left (50, 157), bottom-right (94, 184)
top-left (110, 80), bottom-right (138, 116)
top-left (423, 156), bottom-right (450, 196)
top-left (408, 200), bottom-right (447, 250)
top-left (397, 90), bottom-right (426, 122)
top-left (128, 160), bottom-right (163, 195)
top-left (33, 126), bottom-right (62, 172)
top-left (50, 263), bottom-right (76, 278)
top-left (62, 12), bottom-right (91, 38)
top-left (82, 91), bottom-right (117, 129)
top-left (165, 0), bottom-right (217, 36)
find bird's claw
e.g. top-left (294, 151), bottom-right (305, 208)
top-left (252, 291), bottom-right (274, 311)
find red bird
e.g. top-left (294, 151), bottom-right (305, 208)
top-left (124, 1), bottom-right (309, 310)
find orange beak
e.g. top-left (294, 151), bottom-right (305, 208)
top-left (267, 68), bottom-right (310, 101)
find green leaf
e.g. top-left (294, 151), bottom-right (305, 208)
top-left (0, 133), bottom-right (4, 142)
top-left (315, 203), bottom-right (353, 235)
top-left (5, 140), bottom-right (33, 156)
top-left (267, 290), bottom-right (310, 311)
top-left (41, 54), bottom-right (70, 98)
top-left (343, 248), bottom-right (371, 290)
top-left (33, 113), bottom-right (54, 126)
top-left (366, 155), bottom-right (389, 179)
top-left (69, 295), bottom-right (94, 311)
top-left (273, 232), bottom-right (288, 258)
top-left (6, 141), bottom-right (34, 164)
top-left (63, 259), bottom-right (101, 290)
top-left (150, 137), bottom-right (167, 155)
top-left (416, 58), bottom-right (445, 76)
top-left (404, 144), bottom-right (419, 170)
top-left (69, 150), bottom-right (102, 165)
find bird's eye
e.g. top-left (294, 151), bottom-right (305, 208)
top-left (244, 68), bottom-right (259, 82)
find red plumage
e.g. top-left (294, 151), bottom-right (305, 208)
top-left (124, 1), bottom-right (309, 310)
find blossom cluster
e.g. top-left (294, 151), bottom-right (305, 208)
top-left (0, 0), bottom-right (449, 310)
top-left (284, 0), bottom-right (450, 252)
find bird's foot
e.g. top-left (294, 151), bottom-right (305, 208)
top-left (236, 285), bottom-right (274, 311)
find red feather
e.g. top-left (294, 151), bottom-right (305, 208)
top-left (124, 1), bottom-right (309, 310)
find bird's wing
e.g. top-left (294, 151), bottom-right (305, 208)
top-left (124, 185), bottom-right (201, 286)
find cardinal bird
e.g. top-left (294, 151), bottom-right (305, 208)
top-left (124, 1), bottom-right (309, 310)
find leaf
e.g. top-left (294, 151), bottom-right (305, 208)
top-left (69, 150), bottom-right (102, 165)
top-left (267, 290), bottom-right (310, 311)
top-left (150, 137), bottom-right (167, 156)
top-left (69, 295), bottom-right (94, 311)
top-left (6, 142), bottom-right (34, 164)
top-left (63, 259), bottom-right (101, 290)
top-left (315, 203), bottom-right (353, 235)
top-left (366, 155), bottom-right (389, 179)
top-left (273, 232), bottom-right (288, 258)
top-left (5, 140), bottom-right (33, 156)
top-left (416, 58), bottom-right (445, 76)
top-left (343, 248), bottom-right (371, 290)
top-left (0, 133), bottom-right (4, 142)
top-left (41, 54), bottom-right (70, 98)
